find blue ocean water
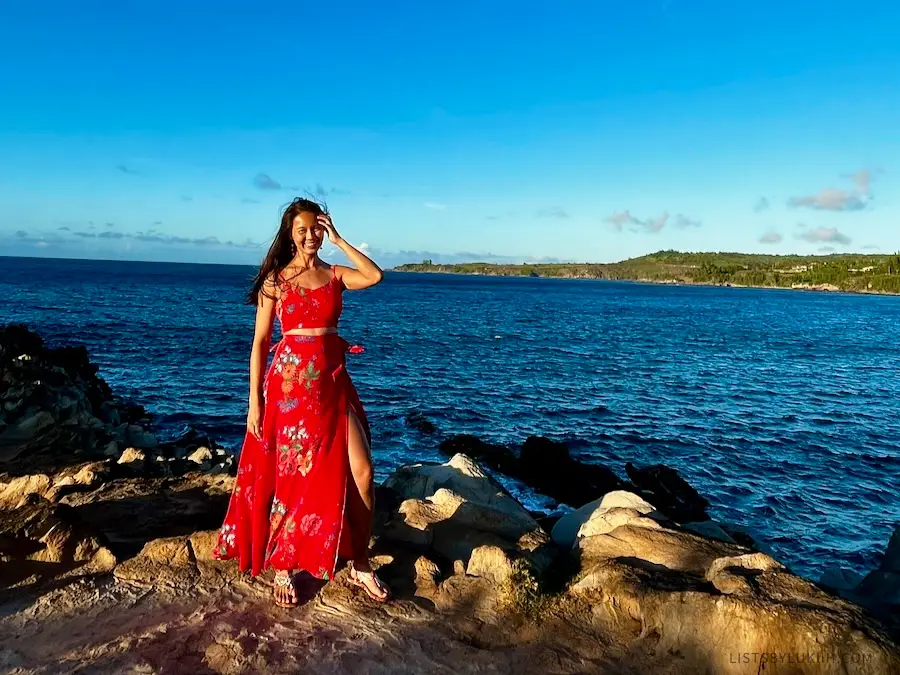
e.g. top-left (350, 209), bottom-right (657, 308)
top-left (2, 255), bottom-right (898, 581)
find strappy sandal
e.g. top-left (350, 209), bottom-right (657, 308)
top-left (273, 570), bottom-right (298, 607)
top-left (348, 561), bottom-right (391, 603)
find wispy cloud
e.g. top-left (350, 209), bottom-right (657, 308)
top-left (759, 231), bottom-right (783, 244)
top-left (104, 222), bottom-right (115, 228)
top-left (797, 226), bottom-right (852, 246)
top-left (788, 169), bottom-right (875, 212)
top-left (58, 226), bottom-right (71, 232)
top-left (67, 229), bottom-right (261, 249)
top-left (116, 164), bottom-right (140, 175)
top-left (819, 246), bottom-right (836, 253)
top-left (253, 173), bottom-right (282, 190)
top-left (673, 214), bottom-right (701, 228)
top-left (241, 198), bottom-right (261, 204)
top-left (537, 206), bottom-right (569, 219)
top-left (606, 210), bottom-right (699, 234)
top-left (862, 244), bottom-right (880, 251)
top-left (753, 197), bottom-right (770, 213)
top-left (424, 202), bottom-right (448, 211)
top-left (15, 230), bottom-right (28, 238)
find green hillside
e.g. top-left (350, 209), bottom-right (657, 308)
top-left (393, 250), bottom-right (900, 294)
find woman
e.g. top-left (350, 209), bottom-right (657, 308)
top-left (214, 197), bottom-right (390, 607)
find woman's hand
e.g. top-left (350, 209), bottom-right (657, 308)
top-left (317, 214), bottom-right (343, 245)
top-left (247, 399), bottom-right (263, 439)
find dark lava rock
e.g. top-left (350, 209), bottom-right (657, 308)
top-left (520, 436), bottom-right (623, 508)
top-left (625, 462), bottom-right (710, 523)
top-left (438, 434), bottom-right (518, 475)
top-left (405, 410), bottom-right (438, 435)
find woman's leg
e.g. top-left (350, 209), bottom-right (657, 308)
top-left (346, 408), bottom-right (389, 600)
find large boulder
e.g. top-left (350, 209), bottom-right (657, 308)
top-left (854, 525), bottom-right (900, 621)
top-left (518, 436), bottom-right (623, 508)
top-left (551, 490), bottom-right (664, 549)
top-left (624, 462), bottom-right (710, 523)
top-left (573, 554), bottom-right (900, 675)
top-left (381, 453), bottom-right (554, 574)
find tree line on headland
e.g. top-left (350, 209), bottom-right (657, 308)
top-left (394, 250), bottom-right (900, 294)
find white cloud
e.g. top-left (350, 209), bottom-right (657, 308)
top-left (423, 202), bottom-right (448, 211)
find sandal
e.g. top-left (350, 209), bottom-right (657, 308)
top-left (273, 570), bottom-right (298, 607)
top-left (348, 561), bottom-right (391, 603)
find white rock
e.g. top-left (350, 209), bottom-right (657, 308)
top-left (118, 447), bottom-right (145, 464)
top-left (551, 491), bottom-right (662, 549)
top-left (187, 447), bottom-right (214, 465)
top-left (577, 507), bottom-right (664, 539)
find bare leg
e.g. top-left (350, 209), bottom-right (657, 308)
top-left (346, 408), bottom-right (389, 600)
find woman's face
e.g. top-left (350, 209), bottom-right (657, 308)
top-left (291, 211), bottom-right (324, 255)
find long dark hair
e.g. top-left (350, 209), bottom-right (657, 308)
top-left (247, 197), bottom-right (327, 305)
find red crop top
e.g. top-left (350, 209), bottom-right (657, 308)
top-left (275, 269), bottom-right (343, 332)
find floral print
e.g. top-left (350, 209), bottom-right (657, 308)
top-left (213, 331), bottom-right (372, 580)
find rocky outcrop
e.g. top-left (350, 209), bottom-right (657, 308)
top-left (624, 461), bottom-right (710, 522)
top-left (1, 326), bottom-right (898, 674)
top-left (381, 453), bottom-right (555, 575)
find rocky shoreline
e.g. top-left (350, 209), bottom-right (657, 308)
top-left (2, 324), bottom-right (899, 674)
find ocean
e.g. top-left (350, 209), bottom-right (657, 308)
top-left (2, 255), bottom-right (898, 581)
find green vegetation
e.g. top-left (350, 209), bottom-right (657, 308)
top-left (394, 250), bottom-right (900, 295)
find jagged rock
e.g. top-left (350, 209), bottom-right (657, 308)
top-left (466, 544), bottom-right (516, 583)
top-left (383, 454), bottom-right (554, 574)
top-left (578, 506), bottom-right (665, 539)
top-left (624, 462), bottom-right (709, 522)
top-left (519, 436), bottom-right (623, 508)
top-left (573, 557), bottom-right (900, 675)
top-left (856, 526), bottom-right (900, 615)
top-left (187, 446), bottom-right (213, 467)
top-left (551, 490), bottom-right (662, 549)
top-left (577, 523), bottom-right (748, 575)
top-left (0, 499), bottom-right (116, 589)
top-left (0, 473), bottom-right (52, 508)
top-left (820, 564), bottom-right (864, 592)
top-left (117, 447), bottom-right (145, 465)
top-left (682, 519), bottom-right (736, 543)
top-left (438, 434), bottom-right (518, 475)
top-left (405, 410), bottom-right (438, 434)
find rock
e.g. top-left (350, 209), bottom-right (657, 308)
top-left (572, 558), bottom-right (900, 675)
top-left (577, 507), bottom-right (664, 539)
top-left (624, 462), bottom-right (709, 523)
top-left (117, 447), bottom-right (145, 465)
top-left (552, 490), bottom-right (663, 549)
top-left (882, 526), bottom-right (900, 573)
top-left (682, 520), bottom-right (736, 543)
top-left (0, 474), bottom-right (52, 508)
top-left (187, 446), bottom-right (213, 467)
top-left (577, 523), bottom-right (747, 575)
top-left (820, 564), bottom-right (864, 592)
top-left (519, 436), bottom-right (623, 508)
top-left (405, 410), bottom-right (438, 434)
top-left (103, 440), bottom-right (119, 457)
top-left (0, 499), bottom-right (116, 588)
top-left (0, 411), bottom-right (56, 446)
top-left (855, 526), bottom-right (900, 616)
top-left (466, 545), bottom-right (516, 584)
top-left (125, 424), bottom-right (156, 448)
top-left (414, 555), bottom-right (441, 589)
top-left (382, 454), bottom-right (554, 574)
top-left (438, 434), bottom-right (518, 475)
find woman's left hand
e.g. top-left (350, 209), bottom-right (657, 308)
top-left (317, 214), bottom-right (343, 245)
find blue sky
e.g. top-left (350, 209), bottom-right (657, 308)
top-left (1, 1), bottom-right (898, 267)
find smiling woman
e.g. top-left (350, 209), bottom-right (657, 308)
top-left (213, 197), bottom-right (389, 607)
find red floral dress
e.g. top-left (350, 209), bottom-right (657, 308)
top-left (213, 270), bottom-right (370, 579)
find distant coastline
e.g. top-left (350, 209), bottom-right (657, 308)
top-left (392, 250), bottom-right (900, 297)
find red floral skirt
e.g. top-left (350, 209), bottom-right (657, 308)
top-left (213, 334), bottom-right (370, 579)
